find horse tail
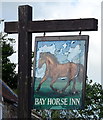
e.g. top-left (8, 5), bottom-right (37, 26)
top-left (72, 63), bottom-right (80, 79)
top-left (77, 64), bottom-right (84, 83)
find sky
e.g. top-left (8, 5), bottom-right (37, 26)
top-left (1, 0), bottom-right (102, 84)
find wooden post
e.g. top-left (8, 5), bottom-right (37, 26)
top-left (18, 5), bottom-right (32, 118)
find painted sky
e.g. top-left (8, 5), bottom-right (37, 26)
top-left (35, 39), bottom-right (86, 78)
top-left (1, 0), bottom-right (102, 83)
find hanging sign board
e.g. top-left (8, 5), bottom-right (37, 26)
top-left (33, 35), bottom-right (89, 109)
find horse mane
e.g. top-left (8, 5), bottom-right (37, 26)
top-left (41, 52), bottom-right (59, 64)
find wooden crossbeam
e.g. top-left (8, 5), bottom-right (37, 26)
top-left (5, 18), bottom-right (98, 33)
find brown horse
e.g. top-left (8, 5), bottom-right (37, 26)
top-left (36, 52), bottom-right (84, 94)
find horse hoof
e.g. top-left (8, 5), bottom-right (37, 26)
top-left (36, 90), bottom-right (38, 92)
top-left (56, 90), bottom-right (63, 94)
top-left (56, 90), bottom-right (60, 93)
top-left (59, 91), bottom-right (63, 94)
top-left (36, 88), bottom-right (40, 92)
top-left (72, 91), bottom-right (78, 95)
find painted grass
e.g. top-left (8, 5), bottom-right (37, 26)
top-left (34, 78), bottom-right (82, 98)
top-left (33, 78), bottom-right (83, 109)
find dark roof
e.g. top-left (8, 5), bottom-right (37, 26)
top-left (0, 80), bottom-right (18, 103)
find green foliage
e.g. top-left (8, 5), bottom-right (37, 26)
top-left (78, 80), bottom-right (103, 119)
top-left (51, 110), bottom-right (60, 119)
top-left (1, 33), bottom-right (17, 89)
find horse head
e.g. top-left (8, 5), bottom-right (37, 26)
top-left (38, 52), bottom-right (46, 68)
top-left (38, 52), bottom-right (58, 69)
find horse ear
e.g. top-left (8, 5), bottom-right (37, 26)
top-left (47, 59), bottom-right (51, 64)
top-left (47, 58), bottom-right (54, 65)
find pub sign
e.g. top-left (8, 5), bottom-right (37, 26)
top-left (33, 35), bottom-right (89, 109)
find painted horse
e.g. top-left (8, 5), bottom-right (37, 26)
top-left (36, 52), bottom-right (84, 94)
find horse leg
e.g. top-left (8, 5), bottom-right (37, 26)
top-left (36, 75), bottom-right (47, 91)
top-left (50, 78), bottom-right (59, 92)
top-left (71, 78), bottom-right (77, 94)
top-left (61, 79), bottom-right (71, 93)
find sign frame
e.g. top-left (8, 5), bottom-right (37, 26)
top-left (33, 35), bottom-right (89, 110)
